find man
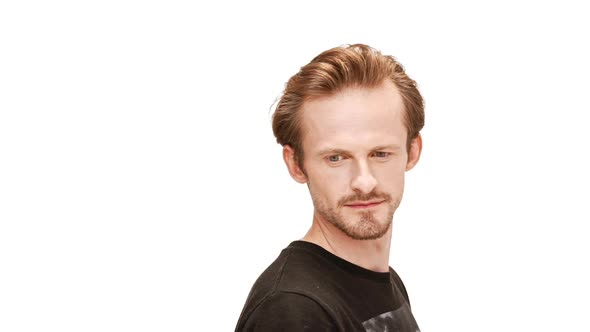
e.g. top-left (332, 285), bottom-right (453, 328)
top-left (235, 44), bottom-right (424, 331)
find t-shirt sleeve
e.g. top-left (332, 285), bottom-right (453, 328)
top-left (238, 291), bottom-right (336, 331)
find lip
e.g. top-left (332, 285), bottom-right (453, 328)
top-left (344, 200), bottom-right (384, 209)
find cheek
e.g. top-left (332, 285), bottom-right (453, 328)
top-left (307, 166), bottom-right (350, 202)
top-left (374, 166), bottom-right (406, 190)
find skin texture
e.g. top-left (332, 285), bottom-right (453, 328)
top-left (283, 80), bottom-right (422, 272)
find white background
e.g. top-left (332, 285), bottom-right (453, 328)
top-left (1, 1), bottom-right (589, 331)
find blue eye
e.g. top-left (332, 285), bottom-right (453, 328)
top-left (373, 151), bottom-right (390, 158)
top-left (327, 155), bottom-right (343, 162)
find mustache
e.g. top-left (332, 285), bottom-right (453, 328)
top-left (337, 191), bottom-right (392, 208)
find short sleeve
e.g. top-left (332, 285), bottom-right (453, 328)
top-left (238, 292), bottom-right (336, 331)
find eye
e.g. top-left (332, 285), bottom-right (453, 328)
top-left (327, 155), bottom-right (344, 163)
top-left (373, 151), bottom-right (391, 159)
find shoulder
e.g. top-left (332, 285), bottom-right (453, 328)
top-left (237, 291), bottom-right (336, 331)
top-left (250, 243), bottom-right (332, 295)
top-left (389, 267), bottom-right (411, 305)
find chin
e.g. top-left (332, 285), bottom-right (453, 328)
top-left (338, 215), bottom-right (392, 241)
top-left (314, 198), bottom-right (397, 240)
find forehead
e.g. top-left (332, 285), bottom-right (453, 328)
top-left (300, 81), bottom-right (407, 153)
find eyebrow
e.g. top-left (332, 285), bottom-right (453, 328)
top-left (316, 148), bottom-right (350, 157)
top-left (316, 145), bottom-right (402, 156)
top-left (371, 145), bottom-right (402, 152)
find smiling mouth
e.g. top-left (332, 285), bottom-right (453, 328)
top-left (344, 201), bottom-right (384, 209)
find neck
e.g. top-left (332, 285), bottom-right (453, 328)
top-left (301, 212), bottom-right (392, 273)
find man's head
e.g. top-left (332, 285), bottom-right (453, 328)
top-left (272, 44), bottom-right (424, 240)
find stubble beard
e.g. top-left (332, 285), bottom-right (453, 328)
top-left (312, 192), bottom-right (402, 241)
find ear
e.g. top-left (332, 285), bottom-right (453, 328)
top-left (283, 145), bottom-right (308, 183)
top-left (405, 134), bottom-right (423, 171)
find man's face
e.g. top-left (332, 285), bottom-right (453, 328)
top-left (297, 81), bottom-right (415, 240)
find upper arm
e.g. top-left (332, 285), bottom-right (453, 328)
top-left (238, 292), bottom-right (336, 332)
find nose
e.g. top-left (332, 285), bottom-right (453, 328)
top-left (350, 161), bottom-right (377, 194)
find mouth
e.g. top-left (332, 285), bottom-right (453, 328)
top-left (344, 200), bottom-right (384, 209)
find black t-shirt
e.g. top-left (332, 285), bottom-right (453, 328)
top-left (235, 241), bottom-right (420, 331)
